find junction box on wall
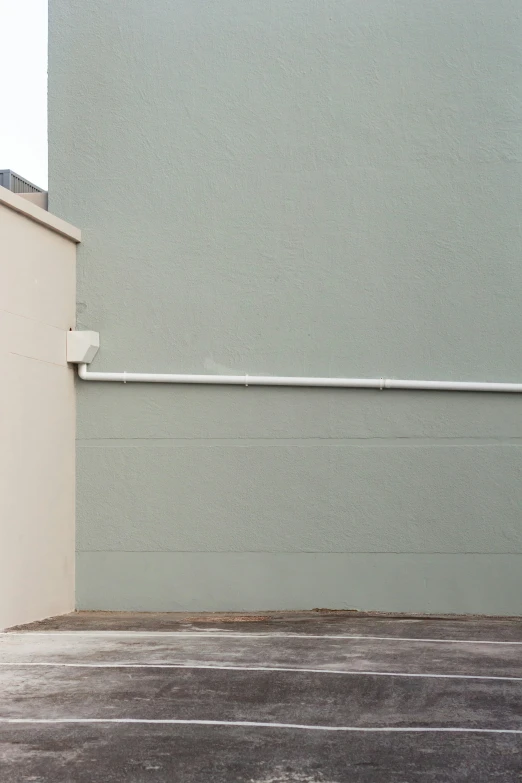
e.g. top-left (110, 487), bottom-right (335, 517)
top-left (66, 330), bottom-right (100, 365)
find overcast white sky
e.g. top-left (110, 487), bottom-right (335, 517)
top-left (0, 0), bottom-right (48, 188)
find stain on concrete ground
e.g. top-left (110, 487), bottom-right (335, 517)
top-left (10, 609), bottom-right (522, 641)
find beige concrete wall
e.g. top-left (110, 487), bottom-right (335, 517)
top-left (19, 192), bottom-right (49, 211)
top-left (0, 186), bottom-right (80, 629)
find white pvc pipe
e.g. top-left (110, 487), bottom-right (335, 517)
top-left (77, 364), bottom-right (522, 392)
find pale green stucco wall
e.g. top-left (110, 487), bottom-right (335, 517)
top-left (49, 0), bottom-right (522, 614)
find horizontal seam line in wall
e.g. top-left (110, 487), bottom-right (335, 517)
top-left (77, 550), bottom-right (522, 555)
top-left (0, 306), bottom-right (69, 333)
top-left (76, 437), bottom-right (522, 447)
top-left (9, 351), bottom-right (67, 369)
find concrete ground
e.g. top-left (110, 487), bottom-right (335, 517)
top-left (0, 612), bottom-right (521, 782)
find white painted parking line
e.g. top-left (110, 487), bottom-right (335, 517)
top-left (3, 631), bottom-right (522, 645)
top-left (1, 718), bottom-right (521, 734)
top-left (1, 661), bottom-right (521, 682)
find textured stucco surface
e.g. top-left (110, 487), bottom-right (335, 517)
top-left (49, 0), bottom-right (522, 612)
